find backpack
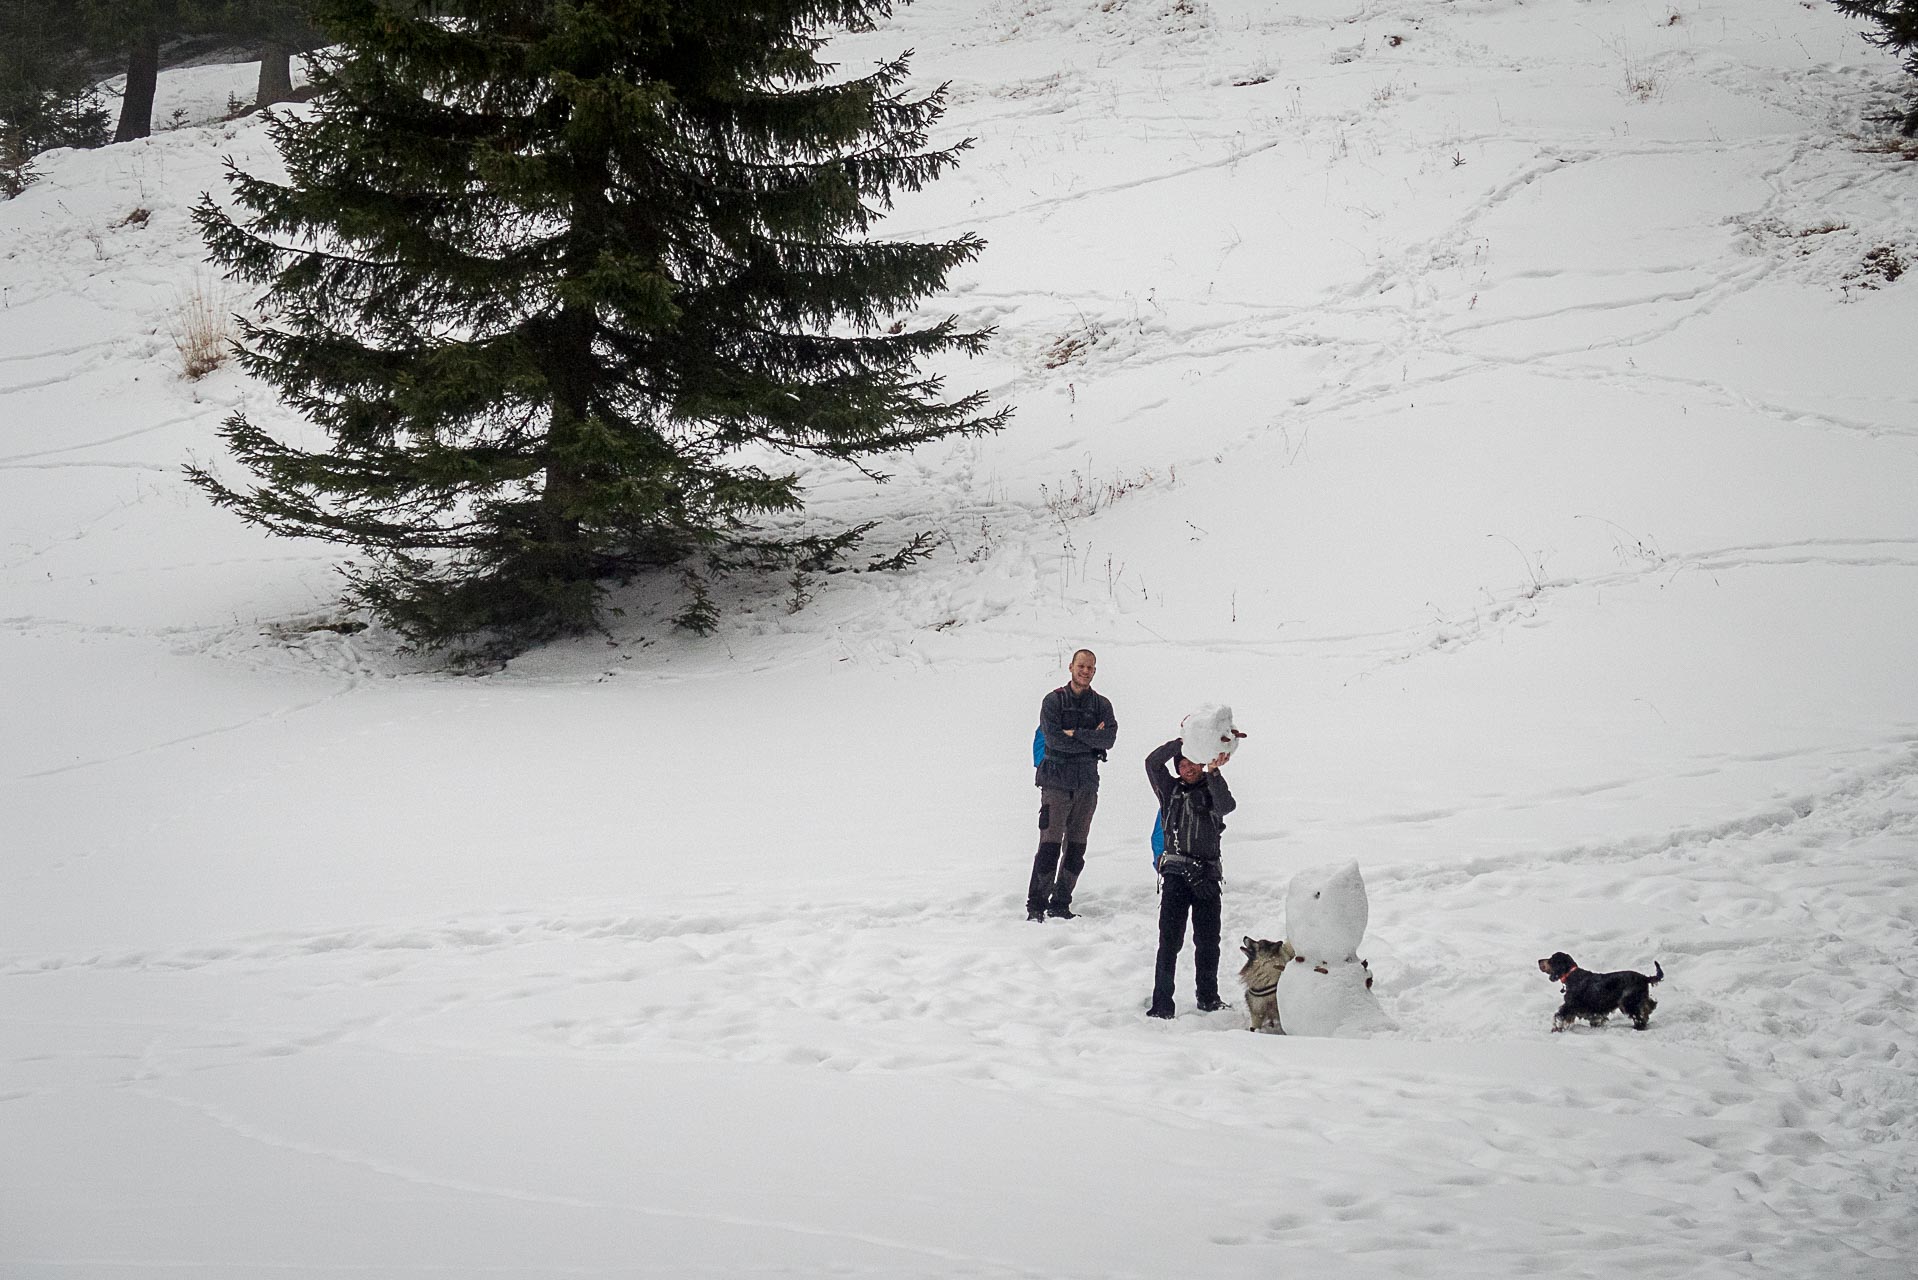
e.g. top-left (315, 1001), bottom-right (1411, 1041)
top-left (1154, 785), bottom-right (1214, 873)
top-left (1031, 685), bottom-right (1069, 768)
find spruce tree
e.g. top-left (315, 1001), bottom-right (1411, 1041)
top-left (192, 0), bottom-right (1005, 654)
top-left (1832, 0), bottom-right (1918, 134)
top-left (0, 0), bottom-right (109, 163)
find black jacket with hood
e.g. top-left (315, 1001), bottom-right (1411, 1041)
top-left (1146, 737), bottom-right (1236, 877)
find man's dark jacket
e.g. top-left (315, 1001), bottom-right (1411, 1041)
top-left (1146, 737), bottom-right (1236, 876)
top-left (1035, 684), bottom-right (1118, 792)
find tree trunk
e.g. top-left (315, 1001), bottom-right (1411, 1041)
top-left (114, 30), bottom-right (160, 143)
top-left (540, 303), bottom-right (599, 576)
top-left (542, 187), bottom-right (610, 576)
top-left (255, 40), bottom-right (295, 109)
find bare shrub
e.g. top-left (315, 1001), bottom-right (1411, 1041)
top-left (1736, 216), bottom-right (1851, 257)
top-left (1623, 63), bottom-right (1663, 102)
top-left (1044, 320), bottom-right (1107, 369)
top-left (169, 275), bottom-right (237, 380)
top-left (1041, 464), bottom-right (1173, 521)
top-left (1605, 36), bottom-right (1663, 102)
top-left (1845, 244), bottom-right (1908, 289)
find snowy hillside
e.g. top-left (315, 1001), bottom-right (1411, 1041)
top-left (5, 0), bottom-right (1917, 1276)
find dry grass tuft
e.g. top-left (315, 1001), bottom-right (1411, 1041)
top-left (169, 274), bottom-right (237, 380)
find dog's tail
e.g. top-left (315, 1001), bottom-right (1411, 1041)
top-left (1649, 961), bottom-right (1664, 985)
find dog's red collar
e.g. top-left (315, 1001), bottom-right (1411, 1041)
top-left (1557, 966), bottom-right (1578, 983)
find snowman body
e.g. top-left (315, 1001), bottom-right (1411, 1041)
top-left (1275, 861), bottom-right (1397, 1037)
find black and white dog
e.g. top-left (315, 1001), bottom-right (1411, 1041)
top-left (1538, 951), bottom-right (1663, 1031)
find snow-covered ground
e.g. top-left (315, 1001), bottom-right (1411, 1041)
top-left (5, 0), bottom-right (1917, 1275)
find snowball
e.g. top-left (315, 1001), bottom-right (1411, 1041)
top-left (1275, 958), bottom-right (1398, 1038)
top-left (1179, 704), bottom-right (1240, 764)
top-left (1284, 860), bottom-right (1369, 961)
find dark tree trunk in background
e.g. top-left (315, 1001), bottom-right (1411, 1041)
top-left (113, 29), bottom-right (159, 141)
top-left (255, 38), bottom-right (293, 108)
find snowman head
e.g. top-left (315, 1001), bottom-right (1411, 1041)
top-left (1179, 704), bottom-right (1242, 762)
top-left (1284, 861), bottom-right (1370, 961)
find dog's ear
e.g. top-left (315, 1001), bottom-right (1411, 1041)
top-left (1243, 936), bottom-right (1254, 949)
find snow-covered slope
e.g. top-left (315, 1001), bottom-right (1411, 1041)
top-left (5, 1), bottom-right (1916, 1276)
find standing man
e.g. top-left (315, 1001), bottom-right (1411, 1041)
top-left (1027, 649), bottom-right (1118, 922)
top-left (1144, 737), bottom-right (1235, 1018)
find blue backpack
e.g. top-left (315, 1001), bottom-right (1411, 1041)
top-left (1151, 809), bottom-right (1166, 868)
top-left (1031, 685), bottom-right (1069, 767)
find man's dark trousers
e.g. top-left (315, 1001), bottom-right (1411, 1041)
top-left (1028, 786), bottom-right (1097, 915)
top-left (1150, 872), bottom-right (1221, 1014)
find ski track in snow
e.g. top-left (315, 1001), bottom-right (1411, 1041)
top-left (8, 755), bottom-right (1917, 1272)
top-left (114, 1083), bottom-right (1083, 1279)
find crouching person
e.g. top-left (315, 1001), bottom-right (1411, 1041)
top-left (1145, 738), bottom-right (1235, 1019)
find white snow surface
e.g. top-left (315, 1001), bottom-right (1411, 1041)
top-left (6, 1), bottom-right (1918, 1277)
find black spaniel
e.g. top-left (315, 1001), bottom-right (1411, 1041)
top-left (1538, 951), bottom-right (1663, 1031)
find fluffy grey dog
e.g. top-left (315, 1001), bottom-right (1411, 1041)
top-left (1239, 937), bottom-right (1295, 1033)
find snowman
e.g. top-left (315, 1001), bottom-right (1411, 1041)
top-left (1275, 860), bottom-right (1397, 1037)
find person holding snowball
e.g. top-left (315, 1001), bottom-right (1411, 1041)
top-left (1144, 732), bottom-right (1237, 1019)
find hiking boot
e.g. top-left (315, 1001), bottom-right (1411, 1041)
top-left (1045, 905), bottom-right (1077, 920)
top-left (1196, 996), bottom-right (1228, 1013)
top-left (1026, 908), bottom-right (1046, 923)
top-left (1146, 1001), bottom-right (1175, 1019)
